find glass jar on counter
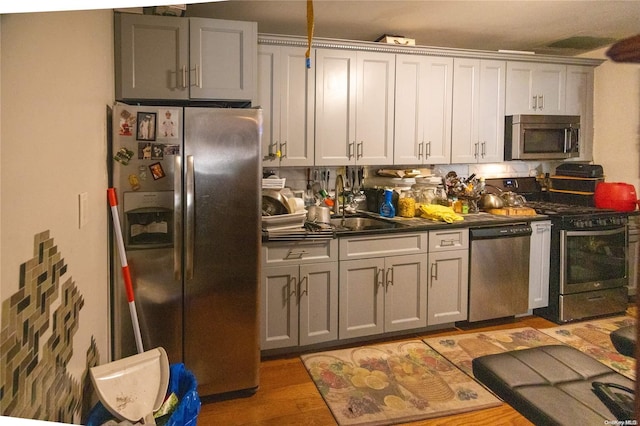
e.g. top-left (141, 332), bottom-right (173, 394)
top-left (398, 189), bottom-right (416, 218)
top-left (434, 185), bottom-right (449, 206)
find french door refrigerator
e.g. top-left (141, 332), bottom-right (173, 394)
top-left (110, 104), bottom-right (262, 397)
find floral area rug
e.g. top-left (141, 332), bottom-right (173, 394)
top-left (423, 327), bottom-right (561, 377)
top-left (539, 315), bottom-right (636, 380)
top-left (301, 340), bottom-right (501, 425)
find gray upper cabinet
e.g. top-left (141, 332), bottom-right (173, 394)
top-left (115, 13), bottom-right (256, 102)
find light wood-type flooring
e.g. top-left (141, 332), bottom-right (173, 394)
top-left (198, 315), bottom-right (561, 425)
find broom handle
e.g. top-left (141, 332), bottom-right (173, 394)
top-left (108, 188), bottom-right (144, 354)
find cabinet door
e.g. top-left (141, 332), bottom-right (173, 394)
top-left (115, 13), bottom-right (189, 100)
top-left (278, 47), bottom-right (315, 166)
top-left (566, 65), bottom-right (594, 161)
top-left (395, 55), bottom-right (452, 165)
top-left (261, 265), bottom-right (299, 350)
top-left (477, 60), bottom-right (506, 163)
top-left (451, 58), bottom-right (480, 163)
top-left (506, 62), bottom-right (565, 114)
top-left (258, 46), bottom-right (315, 166)
top-left (355, 52), bottom-right (395, 165)
top-left (257, 45), bottom-right (281, 165)
top-left (528, 221), bottom-right (551, 309)
top-left (315, 49), bottom-right (357, 165)
top-left (533, 64), bottom-right (565, 114)
top-left (299, 262), bottom-right (338, 346)
top-left (452, 59), bottom-right (505, 164)
top-left (339, 258), bottom-right (385, 339)
top-left (189, 18), bottom-right (257, 101)
top-left (427, 250), bottom-right (469, 325)
top-left (384, 254), bottom-right (428, 332)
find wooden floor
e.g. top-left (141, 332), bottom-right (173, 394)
top-left (198, 315), bottom-right (557, 425)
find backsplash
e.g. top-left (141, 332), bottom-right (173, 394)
top-left (0, 230), bottom-right (100, 422)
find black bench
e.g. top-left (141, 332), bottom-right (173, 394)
top-left (610, 325), bottom-right (636, 357)
top-left (472, 345), bottom-right (635, 425)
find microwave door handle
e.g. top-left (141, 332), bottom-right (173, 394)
top-left (564, 128), bottom-right (570, 153)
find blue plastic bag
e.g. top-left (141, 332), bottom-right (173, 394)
top-left (86, 363), bottom-right (201, 426)
top-left (164, 363), bottom-right (201, 426)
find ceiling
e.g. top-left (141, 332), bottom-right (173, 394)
top-left (186, 0), bottom-right (640, 56)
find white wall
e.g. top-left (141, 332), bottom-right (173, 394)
top-left (0, 9), bottom-right (113, 388)
top-left (586, 48), bottom-right (640, 192)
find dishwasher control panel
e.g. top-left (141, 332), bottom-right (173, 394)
top-left (470, 224), bottom-right (532, 239)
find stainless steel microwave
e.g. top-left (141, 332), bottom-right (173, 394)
top-left (504, 115), bottom-right (580, 160)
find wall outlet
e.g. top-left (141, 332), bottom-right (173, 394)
top-left (79, 192), bottom-right (89, 229)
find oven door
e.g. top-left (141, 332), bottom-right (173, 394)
top-left (560, 227), bottom-right (627, 294)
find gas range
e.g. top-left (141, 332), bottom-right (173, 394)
top-left (524, 201), bottom-right (628, 230)
top-left (485, 176), bottom-right (629, 323)
top-left (484, 177), bottom-right (628, 230)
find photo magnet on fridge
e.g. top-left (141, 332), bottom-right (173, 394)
top-left (160, 109), bottom-right (179, 138)
top-left (149, 162), bottom-right (165, 180)
top-left (151, 144), bottom-right (164, 160)
top-left (139, 143), bottom-right (152, 160)
top-left (136, 112), bottom-right (156, 141)
top-left (118, 109), bottom-right (135, 136)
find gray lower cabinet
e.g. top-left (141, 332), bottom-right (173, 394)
top-left (261, 240), bottom-right (338, 350)
top-left (115, 12), bottom-right (256, 102)
top-left (338, 233), bottom-right (429, 340)
top-left (427, 228), bottom-right (469, 325)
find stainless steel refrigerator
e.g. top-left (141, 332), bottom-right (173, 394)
top-left (110, 104), bottom-right (262, 398)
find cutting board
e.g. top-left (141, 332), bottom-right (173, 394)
top-left (487, 207), bottom-right (537, 216)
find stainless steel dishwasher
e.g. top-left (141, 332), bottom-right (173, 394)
top-left (468, 223), bottom-right (532, 322)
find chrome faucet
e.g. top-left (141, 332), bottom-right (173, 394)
top-left (334, 174), bottom-right (345, 218)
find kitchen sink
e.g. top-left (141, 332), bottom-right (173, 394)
top-left (329, 216), bottom-right (403, 231)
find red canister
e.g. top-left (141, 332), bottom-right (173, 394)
top-left (594, 182), bottom-right (639, 211)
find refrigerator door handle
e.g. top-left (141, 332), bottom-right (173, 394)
top-left (174, 155), bottom-right (183, 280)
top-left (186, 155), bottom-right (195, 280)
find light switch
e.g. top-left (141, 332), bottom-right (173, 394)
top-left (79, 192), bottom-right (89, 228)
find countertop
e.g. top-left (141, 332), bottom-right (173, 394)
top-left (262, 210), bottom-right (551, 242)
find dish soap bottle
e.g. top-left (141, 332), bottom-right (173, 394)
top-left (379, 189), bottom-right (395, 218)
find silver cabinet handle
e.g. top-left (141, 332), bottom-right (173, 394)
top-left (191, 64), bottom-right (202, 88)
top-left (385, 267), bottom-right (393, 290)
top-left (426, 141), bottom-right (431, 158)
top-left (418, 142), bottom-right (424, 159)
top-left (532, 95), bottom-right (538, 110)
top-left (285, 249), bottom-right (307, 259)
top-left (376, 268), bottom-right (384, 288)
top-left (430, 262), bottom-right (438, 285)
top-left (299, 275), bottom-right (308, 298)
top-left (265, 142), bottom-right (278, 161)
top-left (348, 141), bottom-right (355, 160)
top-left (185, 155), bottom-right (195, 280)
top-left (481, 141), bottom-right (486, 158)
top-left (174, 155), bottom-right (183, 281)
top-left (290, 276), bottom-right (298, 298)
top-left (538, 94), bottom-right (544, 110)
top-left (357, 141), bottom-right (364, 159)
top-left (182, 65), bottom-right (188, 89)
top-left (280, 141), bottom-right (287, 159)
top-left (474, 142), bottom-right (479, 158)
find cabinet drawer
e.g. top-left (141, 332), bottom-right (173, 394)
top-left (263, 239), bottom-right (338, 265)
top-left (429, 228), bottom-right (469, 251)
top-left (339, 233), bottom-right (428, 260)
